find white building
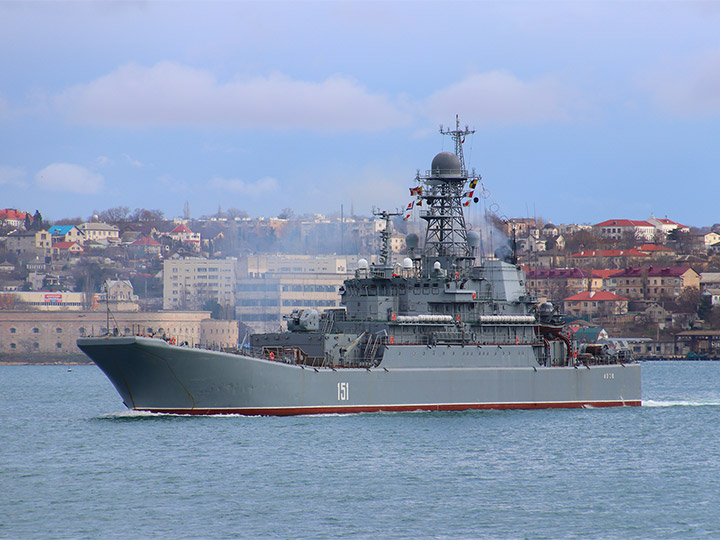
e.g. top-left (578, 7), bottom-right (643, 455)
top-left (163, 256), bottom-right (237, 310)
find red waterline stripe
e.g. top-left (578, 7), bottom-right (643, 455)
top-left (140, 400), bottom-right (642, 416)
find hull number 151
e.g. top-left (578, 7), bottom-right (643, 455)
top-left (337, 382), bottom-right (349, 401)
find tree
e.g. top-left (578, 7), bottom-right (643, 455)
top-left (668, 229), bottom-right (693, 255)
top-left (24, 213), bottom-right (31, 230)
top-left (676, 287), bottom-right (701, 314)
top-left (99, 206), bottom-right (131, 223)
top-left (698, 294), bottom-right (713, 321)
top-left (278, 208), bottom-right (295, 220)
top-left (31, 210), bottom-right (43, 230)
top-left (226, 208), bottom-right (248, 220)
top-left (129, 208), bottom-right (165, 222)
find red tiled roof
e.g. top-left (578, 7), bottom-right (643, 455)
top-left (593, 219), bottom-right (654, 228)
top-left (638, 244), bottom-right (673, 252)
top-left (590, 269), bottom-right (623, 279)
top-left (564, 291), bottom-right (628, 302)
top-left (131, 236), bottom-right (161, 246)
top-left (171, 223), bottom-right (193, 234)
top-left (571, 248), bottom-right (650, 258)
top-left (53, 242), bottom-right (82, 250)
top-left (0, 208), bottom-right (29, 220)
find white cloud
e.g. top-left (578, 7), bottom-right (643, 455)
top-left (208, 176), bottom-right (279, 197)
top-left (423, 71), bottom-right (579, 126)
top-left (0, 166), bottom-right (27, 188)
top-left (123, 153), bottom-right (143, 167)
top-left (54, 62), bottom-right (410, 131)
top-left (95, 156), bottom-right (114, 167)
top-left (36, 163), bottom-right (104, 194)
top-left (641, 49), bottom-right (720, 116)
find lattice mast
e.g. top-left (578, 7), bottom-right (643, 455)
top-left (373, 208), bottom-right (401, 266)
top-left (417, 116), bottom-right (478, 277)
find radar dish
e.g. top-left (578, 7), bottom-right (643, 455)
top-left (431, 152), bottom-right (462, 177)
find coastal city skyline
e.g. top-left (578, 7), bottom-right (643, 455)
top-left (2, 2), bottom-right (720, 226)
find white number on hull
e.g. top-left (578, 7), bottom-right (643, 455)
top-left (603, 373), bottom-right (615, 380)
top-left (337, 382), bottom-right (349, 401)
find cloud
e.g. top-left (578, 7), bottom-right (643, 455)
top-left (0, 166), bottom-right (28, 188)
top-left (54, 62), bottom-right (410, 131)
top-left (35, 163), bottom-right (104, 194)
top-left (641, 49), bottom-right (720, 116)
top-left (123, 153), bottom-right (143, 167)
top-left (208, 176), bottom-right (279, 197)
top-left (95, 156), bottom-right (114, 167)
top-left (422, 71), bottom-right (580, 126)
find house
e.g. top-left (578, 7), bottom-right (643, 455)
top-left (47, 225), bottom-right (84, 245)
top-left (700, 273), bottom-right (720, 292)
top-left (637, 244), bottom-right (675, 258)
top-left (4, 230), bottom-right (52, 257)
top-left (76, 222), bottom-right (120, 245)
top-left (564, 291), bottom-right (629, 318)
top-left (646, 216), bottom-right (690, 237)
top-left (165, 223), bottom-right (201, 251)
top-left (51, 242), bottom-right (84, 257)
top-left (0, 208), bottom-right (30, 229)
top-left (703, 232), bottom-right (720, 249)
top-left (128, 235), bottom-right (163, 257)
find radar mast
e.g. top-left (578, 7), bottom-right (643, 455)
top-left (416, 116), bottom-right (480, 278)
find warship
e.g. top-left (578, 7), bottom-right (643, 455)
top-left (78, 119), bottom-right (641, 415)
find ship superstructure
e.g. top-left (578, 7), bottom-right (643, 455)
top-left (78, 119), bottom-right (641, 415)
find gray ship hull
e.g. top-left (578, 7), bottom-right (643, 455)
top-left (78, 336), bottom-right (642, 415)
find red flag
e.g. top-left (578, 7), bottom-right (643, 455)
top-left (463, 200), bottom-right (471, 207)
top-left (406, 201), bottom-right (414, 210)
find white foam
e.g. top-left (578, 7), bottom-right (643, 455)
top-left (642, 399), bottom-right (720, 407)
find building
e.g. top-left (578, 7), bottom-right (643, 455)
top-left (0, 310), bottom-right (238, 361)
top-left (525, 268), bottom-right (588, 302)
top-left (593, 219), bottom-right (656, 242)
top-left (612, 266), bottom-right (700, 301)
top-left (163, 256), bottom-right (237, 310)
top-left (76, 222), bottom-right (120, 245)
top-left (47, 225), bottom-right (84, 245)
top-left (165, 223), bottom-right (201, 251)
top-left (570, 248), bottom-right (650, 268)
top-left (0, 208), bottom-right (30, 229)
top-left (51, 241), bottom-right (84, 257)
top-left (128, 235), bottom-right (162, 257)
top-left (646, 216), bottom-right (690, 237)
top-left (563, 291), bottom-right (629, 318)
top-left (235, 254), bottom-right (356, 333)
top-left (4, 230), bottom-right (52, 257)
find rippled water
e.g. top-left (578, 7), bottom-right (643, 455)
top-left (2, 361), bottom-right (720, 539)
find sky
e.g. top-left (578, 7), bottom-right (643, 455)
top-left (1, 1), bottom-right (719, 227)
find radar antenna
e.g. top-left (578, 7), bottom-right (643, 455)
top-left (440, 114), bottom-right (475, 172)
top-left (373, 208), bottom-right (401, 266)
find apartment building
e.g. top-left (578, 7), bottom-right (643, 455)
top-left (235, 254), bottom-right (356, 333)
top-left (163, 256), bottom-right (237, 310)
top-left (612, 266), bottom-right (700, 301)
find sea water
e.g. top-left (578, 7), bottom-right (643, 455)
top-left (2, 361), bottom-right (719, 540)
